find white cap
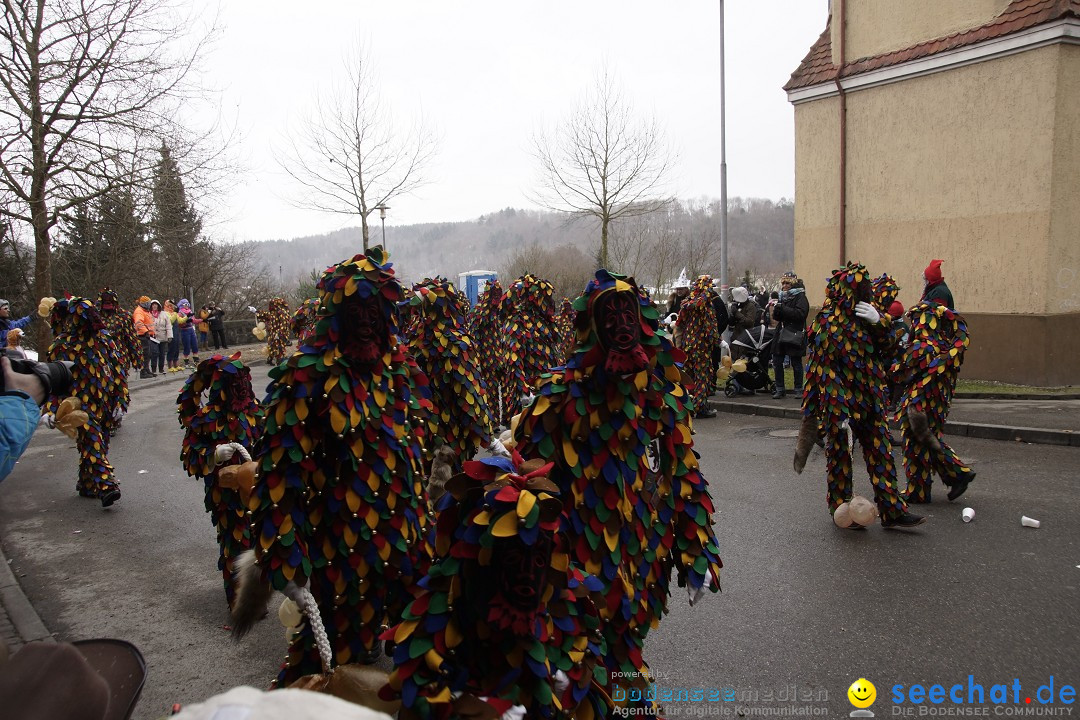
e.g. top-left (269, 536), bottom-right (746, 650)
top-left (731, 287), bottom-right (749, 304)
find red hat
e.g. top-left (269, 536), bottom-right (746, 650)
top-left (924, 259), bottom-right (944, 284)
top-left (888, 301), bottom-right (905, 319)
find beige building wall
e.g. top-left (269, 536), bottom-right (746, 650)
top-left (832, 0), bottom-right (1011, 63)
top-left (792, 97), bottom-right (841, 303)
top-left (844, 47), bottom-right (1060, 316)
top-left (1048, 44), bottom-right (1080, 315)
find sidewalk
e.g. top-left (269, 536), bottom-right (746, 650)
top-left (708, 394), bottom-right (1080, 447)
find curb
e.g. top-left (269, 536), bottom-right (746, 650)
top-left (954, 392), bottom-right (1080, 400)
top-left (126, 345), bottom-right (272, 393)
top-left (708, 400), bottom-right (1080, 447)
top-left (0, 540), bottom-right (52, 645)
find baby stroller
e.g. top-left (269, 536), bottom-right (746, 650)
top-left (724, 325), bottom-right (775, 397)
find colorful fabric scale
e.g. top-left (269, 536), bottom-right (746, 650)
top-left (403, 278), bottom-right (492, 463)
top-left (512, 270), bottom-right (722, 709)
top-left (263, 297), bottom-right (292, 365)
top-left (381, 454), bottom-right (611, 720)
top-left (894, 302), bottom-right (973, 502)
top-left (177, 353), bottom-right (263, 608)
top-left (247, 247), bottom-right (433, 686)
top-left (872, 274), bottom-right (905, 402)
top-left (675, 276), bottom-right (719, 412)
top-left (97, 287), bottom-right (142, 372)
top-left (499, 274), bottom-right (562, 422)
top-left (555, 297), bottom-right (577, 367)
top-left (291, 298), bottom-right (319, 345)
top-left (466, 280), bottom-right (506, 428)
top-left (801, 262), bottom-right (907, 519)
top-left (45, 297), bottom-right (126, 504)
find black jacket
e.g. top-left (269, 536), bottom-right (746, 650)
top-left (710, 291), bottom-right (729, 337)
top-left (770, 289), bottom-right (810, 357)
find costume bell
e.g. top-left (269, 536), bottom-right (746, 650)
top-left (240, 247), bottom-right (433, 686)
top-left (44, 297), bottom-right (125, 507)
top-left (512, 270), bottom-right (722, 711)
top-left (177, 353), bottom-right (262, 608)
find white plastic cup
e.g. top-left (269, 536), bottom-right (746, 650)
top-left (962, 507), bottom-right (975, 523)
top-left (1021, 515), bottom-right (1041, 529)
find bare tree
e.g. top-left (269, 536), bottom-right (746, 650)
top-left (0, 0), bottom-right (218, 347)
top-left (531, 67), bottom-right (676, 269)
top-left (277, 45), bottom-right (437, 251)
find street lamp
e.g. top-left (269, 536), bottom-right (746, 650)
top-left (375, 204), bottom-right (389, 251)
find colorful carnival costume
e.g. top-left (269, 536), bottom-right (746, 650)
top-left (381, 454), bottom-right (611, 720)
top-left (44, 297), bottom-right (125, 507)
top-left (500, 274), bottom-right (561, 422)
top-left (675, 275), bottom-right (719, 418)
top-left (292, 298), bottom-right (319, 345)
top-left (238, 248), bottom-right (433, 685)
top-left (871, 274), bottom-right (905, 404)
top-left (403, 278), bottom-right (492, 464)
top-left (262, 297), bottom-right (292, 365)
top-left (555, 297), bottom-right (576, 367)
top-left (467, 280), bottom-right (506, 427)
top-left (513, 270), bottom-right (722, 709)
top-left (894, 302), bottom-right (975, 503)
top-left (177, 353), bottom-right (262, 608)
top-left (794, 262), bottom-right (922, 528)
top-left (96, 288), bottom-right (141, 372)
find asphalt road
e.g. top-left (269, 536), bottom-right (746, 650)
top-left (1, 367), bottom-right (1078, 719)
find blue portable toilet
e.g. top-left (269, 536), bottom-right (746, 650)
top-left (458, 270), bottom-right (498, 306)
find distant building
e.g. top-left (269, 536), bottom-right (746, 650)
top-left (785, 0), bottom-right (1079, 385)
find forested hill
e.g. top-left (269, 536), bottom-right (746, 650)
top-left (253, 198), bottom-right (793, 290)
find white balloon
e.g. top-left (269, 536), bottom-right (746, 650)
top-left (850, 495), bottom-right (878, 526)
top-left (278, 598), bottom-right (302, 629)
top-left (833, 502), bottom-right (853, 528)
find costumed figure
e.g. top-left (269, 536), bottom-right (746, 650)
top-left (177, 353), bottom-right (263, 608)
top-left (232, 247), bottom-right (433, 685)
top-left (499, 274), bottom-right (561, 422)
top-left (292, 298), bottom-right (319, 345)
top-left (555, 297), bottom-right (576, 366)
top-left (380, 453), bottom-right (611, 720)
top-left (403, 278), bottom-right (493, 466)
top-left (96, 288), bottom-right (141, 373)
top-left (513, 270), bottom-right (722, 711)
top-left (893, 302), bottom-right (975, 503)
top-left (43, 296), bottom-right (125, 507)
top-left (466, 280), bottom-right (506, 428)
top-left (261, 297), bottom-right (292, 365)
top-left (793, 262), bottom-right (924, 529)
top-left (674, 275), bottom-right (719, 419)
top-left (871, 274), bottom-right (905, 405)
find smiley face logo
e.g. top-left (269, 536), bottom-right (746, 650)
top-left (848, 678), bottom-right (877, 709)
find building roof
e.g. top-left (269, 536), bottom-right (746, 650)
top-left (784, 0), bottom-right (1080, 91)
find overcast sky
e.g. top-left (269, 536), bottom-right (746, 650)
top-left (202, 1), bottom-right (830, 242)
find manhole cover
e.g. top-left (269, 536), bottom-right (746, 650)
top-left (768, 429), bottom-right (800, 438)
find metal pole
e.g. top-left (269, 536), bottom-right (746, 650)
top-left (381, 217), bottom-right (386, 251)
top-left (719, 0), bottom-right (729, 292)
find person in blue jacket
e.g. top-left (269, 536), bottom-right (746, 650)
top-left (0, 300), bottom-right (33, 348)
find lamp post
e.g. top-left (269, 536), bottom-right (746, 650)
top-left (375, 204), bottom-right (389, 251)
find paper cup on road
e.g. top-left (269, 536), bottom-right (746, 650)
top-left (961, 507), bottom-right (975, 523)
top-left (1021, 515), bottom-right (1040, 528)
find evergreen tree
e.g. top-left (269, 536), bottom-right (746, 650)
top-left (152, 144), bottom-right (210, 301)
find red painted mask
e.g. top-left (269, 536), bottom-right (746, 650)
top-left (594, 291), bottom-right (648, 373)
top-left (341, 296), bottom-right (387, 364)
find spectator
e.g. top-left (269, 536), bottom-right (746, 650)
top-left (177, 299), bottom-right (199, 368)
top-left (666, 282), bottom-right (690, 317)
top-left (709, 280), bottom-right (729, 394)
top-left (770, 273), bottom-right (810, 399)
top-left (1, 353), bottom-right (73, 482)
top-left (0, 299), bottom-right (32, 348)
top-left (150, 300), bottom-right (172, 375)
top-left (165, 300), bottom-right (181, 372)
top-left (921, 259), bottom-right (955, 309)
top-left (208, 303), bottom-right (228, 350)
top-left (727, 286), bottom-right (760, 360)
top-left (197, 305), bottom-right (211, 351)
top-left (132, 295), bottom-right (156, 379)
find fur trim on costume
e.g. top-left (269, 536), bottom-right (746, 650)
top-left (906, 406), bottom-right (941, 452)
top-left (231, 549), bottom-right (271, 639)
top-left (793, 415), bottom-right (818, 474)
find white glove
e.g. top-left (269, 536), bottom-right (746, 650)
top-left (688, 568), bottom-right (716, 607)
top-left (553, 670), bottom-right (570, 698)
top-left (487, 437), bottom-right (511, 458)
top-left (39, 413), bottom-right (56, 429)
top-left (247, 306), bottom-right (257, 313)
top-left (500, 705), bottom-right (527, 720)
top-left (854, 302), bottom-right (880, 324)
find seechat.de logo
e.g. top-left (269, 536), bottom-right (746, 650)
top-left (848, 678), bottom-right (877, 717)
